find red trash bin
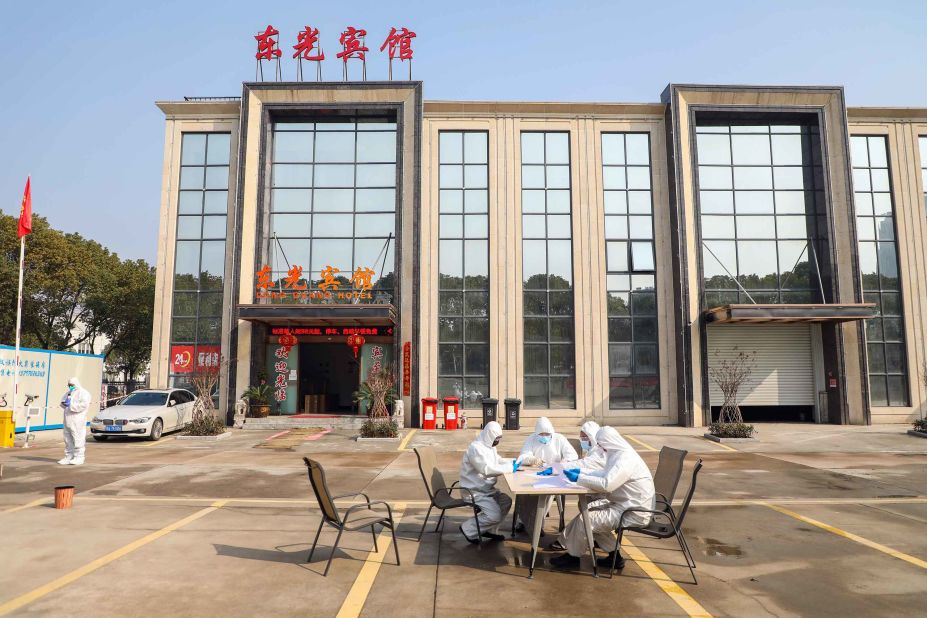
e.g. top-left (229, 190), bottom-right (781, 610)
top-left (442, 397), bottom-right (460, 430)
top-left (421, 398), bottom-right (438, 430)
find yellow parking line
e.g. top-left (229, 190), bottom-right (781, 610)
top-left (762, 502), bottom-right (927, 570)
top-left (623, 537), bottom-right (712, 617)
top-left (625, 435), bottom-right (658, 452)
top-left (335, 502), bottom-right (406, 618)
top-left (702, 437), bottom-right (737, 452)
top-left (0, 500), bottom-right (228, 616)
top-left (2, 497), bottom-right (50, 514)
top-left (397, 429), bottom-right (417, 452)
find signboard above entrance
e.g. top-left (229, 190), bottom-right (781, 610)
top-left (271, 326), bottom-right (393, 337)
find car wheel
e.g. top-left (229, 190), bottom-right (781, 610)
top-left (148, 418), bottom-right (163, 441)
top-left (93, 435), bottom-right (108, 442)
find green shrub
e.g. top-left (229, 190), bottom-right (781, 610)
top-left (709, 422), bottom-right (755, 439)
top-left (913, 419), bottom-right (927, 433)
top-left (360, 419), bottom-right (399, 438)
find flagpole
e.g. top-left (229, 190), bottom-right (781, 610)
top-left (14, 234), bottom-right (26, 447)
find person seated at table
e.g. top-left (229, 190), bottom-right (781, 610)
top-left (514, 417), bottom-right (578, 536)
top-left (458, 421), bottom-right (515, 544)
top-left (549, 426), bottom-right (655, 571)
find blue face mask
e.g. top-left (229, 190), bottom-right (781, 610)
top-left (537, 435), bottom-right (551, 445)
top-left (68, 385), bottom-right (75, 392)
top-left (580, 439), bottom-right (591, 451)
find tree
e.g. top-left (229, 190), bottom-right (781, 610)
top-left (708, 348), bottom-right (755, 425)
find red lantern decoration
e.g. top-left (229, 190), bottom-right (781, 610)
top-left (346, 334), bottom-right (365, 358)
top-left (278, 334), bottom-right (297, 348)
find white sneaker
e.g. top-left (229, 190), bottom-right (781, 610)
top-left (58, 457), bottom-right (72, 465)
top-left (69, 458), bottom-right (84, 466)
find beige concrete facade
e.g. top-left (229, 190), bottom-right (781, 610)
top-left (150, 83), bottom-right (927, 428)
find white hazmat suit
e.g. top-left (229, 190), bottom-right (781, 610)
top-left (570, 420), bottom-right (606, 472)
top-left (558, 426), bottom-right (655, 557)
top-left (516, 417), bottom-right (578, 535)
top-left (458, 421), bottom-right (514, 540)
top-left (59, 377), bottom-right (91, 465)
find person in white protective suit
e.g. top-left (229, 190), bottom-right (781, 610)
top-left (514, 417), bottom-right (578, 535)
top-left (458, 421), bottom-right (515, 543)
top-left (549, 426), bottom-right (655, 570)
top-left (59, 377), bottom-right (92, 465)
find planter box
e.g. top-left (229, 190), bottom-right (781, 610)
top-left (704, 433), bottom-right (756, 443)
top-left (176, 431), bottom-right (233, 441)
top-left (907, 430), bottom-right (927, 439)
top-left (355, 432), bottom-right (403, 443)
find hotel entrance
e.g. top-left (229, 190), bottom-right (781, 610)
top-left (299, 343), bottom-right (359, 414)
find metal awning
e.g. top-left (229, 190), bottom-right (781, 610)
top-left (237, 303), bottom-right (397, 327)
top-left (705, 303), bottom-right (878, 324)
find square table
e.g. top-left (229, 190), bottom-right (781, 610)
top-left (500, 469), bottom-right (599, 578)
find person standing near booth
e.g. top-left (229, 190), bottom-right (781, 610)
top-left (458, 421), bottom-right (515, 543)
top-left (58, 377), bottom-right (91, 466)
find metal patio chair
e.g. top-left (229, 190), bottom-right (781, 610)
top-left (609, 458), bottom-right (703, 584)
top-left (414, 446), bottom-right (482, 542)
top-left (567, 437), bottom-right (582, 456)
top-left (303, 457), bottom-right (400, 576)
top-left (653, 446), bottom-right (688, 514)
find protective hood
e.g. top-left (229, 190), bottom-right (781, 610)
top-left (595, 426), bottom-right (635, 455)
top-left (534, 416), bottom-right (554, 435)
top-left (580, 421), bottom-right (601, 447)
top-left (68, 377), bottom-right (81, 388)
top-left (478, 421), bottom-right (503, 446)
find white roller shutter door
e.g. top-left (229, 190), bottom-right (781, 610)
top-left (707, 324), bottom-right (814, 406)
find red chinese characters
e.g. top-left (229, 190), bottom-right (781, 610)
top-left (337, 27), bottom-right (368, 61)
top-left (293, 26), bottom-right (324, 60)
top-left (380, 27), bottom-right (416, 61)
top-left (255, 25), bottom-right (282, 61)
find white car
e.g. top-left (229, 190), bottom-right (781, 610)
top-left (90, 389), bottom-right (196, 441)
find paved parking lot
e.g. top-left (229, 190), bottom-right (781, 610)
top-left (2, 424), bottom-right (926, 617)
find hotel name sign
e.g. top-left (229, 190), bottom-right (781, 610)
top-left (255, 263), bottom-right (378, 301)
top-left (253, 24), bottom-right (416, 81)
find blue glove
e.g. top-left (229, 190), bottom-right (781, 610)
top-left (512, 460), bottom-right (520, 473)
top-left (564, 468), bottom-right (581, 483)
top-left (536, 467), bottom-right (554, 476)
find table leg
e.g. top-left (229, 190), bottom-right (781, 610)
top-left (528, 495), bottom-right (553, 579)
top-left (579, 495), bottom-right (598, 578)
top-left (511, 495), bottom-right (519, 537)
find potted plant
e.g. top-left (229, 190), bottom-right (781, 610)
top-left (185, 356), bottom-right (229, 436)
top-left (244, 383), bottom-right (272, 418)
top-left (354, 365), bottom-right (398, 438)
top-left (707, 348), bottom-right (756, 440)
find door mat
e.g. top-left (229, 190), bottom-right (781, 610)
top-left (253, 428), bottom-right (329, 450)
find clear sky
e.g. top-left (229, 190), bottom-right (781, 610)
top-left (1, 0), bottom-right (924, 263)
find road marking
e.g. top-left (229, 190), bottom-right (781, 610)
top-left (2, 497), bottom-right (50, 513)
top-left (0, 500), bottom-right (227, 616)
top-left (335, 502), bottom-right (406, 618)
top-left (702, 437), bottom-right (738, 452)
top-left (625, 435), bottom-right (658, 452)
top-left (623, 537), bottom-right (712, 617)
top-left (142, 437), bottom-right (174, 447)
top-left (397, 429), bottom-right (417, 452)
top-left (762, 502), bottom-right (927, 570)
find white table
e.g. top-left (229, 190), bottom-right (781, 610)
top-left (500, 469), bottom-right (599, 578)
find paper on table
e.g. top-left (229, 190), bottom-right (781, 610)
top-left (533, 475), bottom-right (575, 490)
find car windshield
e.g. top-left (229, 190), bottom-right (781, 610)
top-left (120, 392), bottom-right (169, 406)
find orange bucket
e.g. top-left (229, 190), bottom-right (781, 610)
top-left (54, 485), bottom-right (75, 509)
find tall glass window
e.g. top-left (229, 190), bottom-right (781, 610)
top-left (695, 122), bottom-right (826, 305)
top-left (851, 135), bottom-right (909, 406)
top-left (602, 133), bottom-right (659, 409)
top-left (170, 132), bottom-right (231, 387)
top-left (437, 132), bottom-right (489, 408)
top-left (920, 136), bottom-right (927, 217)
top-left (268, 118), bottom-right (397, 303)
top-left (522, 132), bottom-right (575, 409)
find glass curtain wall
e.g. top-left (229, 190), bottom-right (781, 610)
top-left (602, 133), bottom-right (660, 409)
top-left (850, 135), bottom-right (909, 406)
top-left (522, 132), bottom-right (575, 409)
top-left (695, 122), bottom-right (826, 305)
top-left (169, 132), bottom-right (231, 387)
top-left (268, 119), bottom-right (397, 303)
top-left (437, 131), bottom-right (490, 408)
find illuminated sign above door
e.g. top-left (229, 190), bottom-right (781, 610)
top-left (270, 326), bottom-right (393, 337)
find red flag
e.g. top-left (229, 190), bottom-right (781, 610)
top-left (17, 176), bottom-right (32, 238)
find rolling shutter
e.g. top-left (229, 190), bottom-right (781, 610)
top-left (707, 324), bottom-right (814, 406)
